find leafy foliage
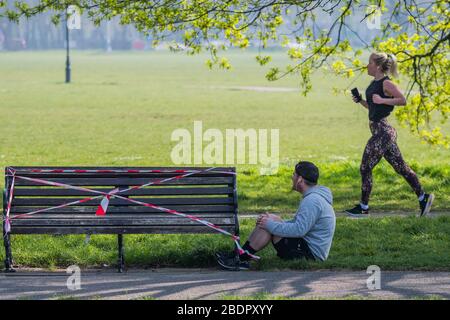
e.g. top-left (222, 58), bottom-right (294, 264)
top-left (1, 0), bottom-right (449, 145)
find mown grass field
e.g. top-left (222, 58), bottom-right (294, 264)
top-left (2, 216), bottom-right (449, 271)
top-left (0, 50), bottom-right (449, 270)
top-left (0, 50), bottom-right (448, 212)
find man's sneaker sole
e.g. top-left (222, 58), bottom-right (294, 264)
top-left (421, 194), bottom-right (434, 217)
top-left (344, 210), bottom-right (369, 218)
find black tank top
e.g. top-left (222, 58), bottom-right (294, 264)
top-left (366, 76), bottom-right (394, 122)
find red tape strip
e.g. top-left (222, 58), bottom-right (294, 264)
top-left (3, 167), bottom-right (256, 259)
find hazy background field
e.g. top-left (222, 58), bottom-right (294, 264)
top-left (1, 50), bottom-right (449, 270)
top-left (1, 50), bottom-right (448, 213)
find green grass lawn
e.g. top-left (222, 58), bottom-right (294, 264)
top-left (2, 215), bottom-right (449, 271)
top-left (0, 50), bottom-right (448, 212)
top-left (0, 50), bottom-right (449, 271)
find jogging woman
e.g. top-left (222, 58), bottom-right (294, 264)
top-left (345, 52), bottom-right (434, 217)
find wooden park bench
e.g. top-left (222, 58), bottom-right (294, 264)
top-left (3, 166), bottom-right (239, 272)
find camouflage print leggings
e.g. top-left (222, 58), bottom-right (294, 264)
top-left (360, 119), bottom-right (423, 205)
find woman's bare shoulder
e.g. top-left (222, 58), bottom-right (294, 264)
top-left (383, 79), bottom-right (398, 97)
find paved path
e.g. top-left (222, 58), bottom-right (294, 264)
top-left (0, 269), bottom-right (448, 300)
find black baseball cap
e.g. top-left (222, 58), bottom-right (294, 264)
top-left (295, 161), bottom-right (319, 184)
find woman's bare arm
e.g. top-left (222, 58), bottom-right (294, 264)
top-left (353, 95), bottom-right (369, 109)
top-left (374, 80), bottom-right (407, 106)
top-left (359, 99), bottom-right (369, 109)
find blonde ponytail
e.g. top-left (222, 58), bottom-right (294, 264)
top-left (372, 52), bottom-right (399, 78)
top-left (387, 53), bottom-right (399, 78)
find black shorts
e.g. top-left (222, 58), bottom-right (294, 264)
top-left (272, 237), bottom-right (315, 260)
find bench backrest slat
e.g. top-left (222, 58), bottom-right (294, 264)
top-left (10, 205), bottom-right (235, 214)
top-left (5, 166), bottom-right (238, 235)
top-left (9, 226), bottom-right (237, 235)
top-left (13, 177), bottom-right (234, 186)
top-left (12, 197), bottom-right (234, 206)
top-left (13, 186), bottom-right (233, 196)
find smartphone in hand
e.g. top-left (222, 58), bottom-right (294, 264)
top-left (351, 88), bottom-right (362, 103)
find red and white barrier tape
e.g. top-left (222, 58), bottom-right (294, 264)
top-left (6, 167), bottom-right (236, 218)
top-left (102, 194), bottom-right (258, 260)
top-left (7, 168), bottom-right (236, 175)
top-left (9, 167), bottom-right (217, 219)
top-left (96, 188), bottom-right (119, 216)
top-left (3, 167), bottom-right (258, 260)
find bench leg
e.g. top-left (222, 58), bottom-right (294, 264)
top-left (117, 234), bottom-right (124, 273)
top-left (3, 230), bottom-right (15, 273)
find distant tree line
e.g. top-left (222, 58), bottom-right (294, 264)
top-left (0, 0), bottom-right (382, 51)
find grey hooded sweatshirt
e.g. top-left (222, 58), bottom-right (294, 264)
top-left (265, 186), bottom-right (336, 261)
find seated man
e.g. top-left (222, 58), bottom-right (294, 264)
top-left (217, 161), bottom-right (336, 270)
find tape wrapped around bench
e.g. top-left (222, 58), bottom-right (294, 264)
top-left (5, 166), bottom-right (239, 235)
